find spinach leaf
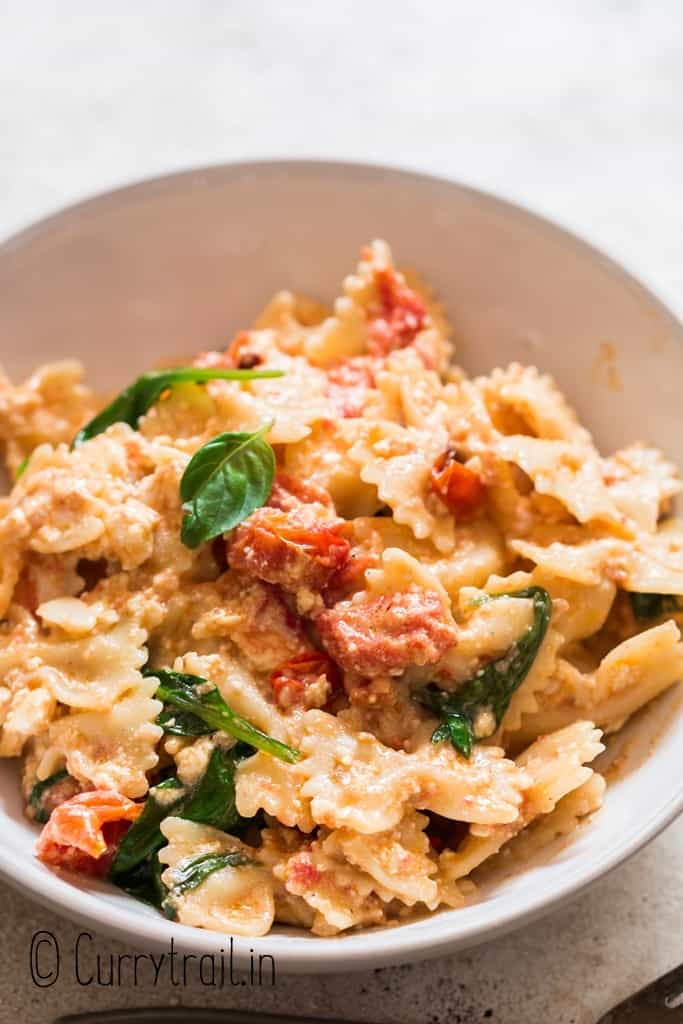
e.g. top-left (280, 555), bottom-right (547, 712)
top-left (73, 367), bottom-right (283, 446)
top-left (431, 714), bottom-right (476, 760)
top-left (29, 769), bottom-right (78, 824)
top-left (146, 668), bottom-right (300, 763)
top-left (156, 707), bottom-right (213, 737)
top-left (415, 586), bottom-right (552, 758)
top-left (112, 853), bottom-right (166, 908)
top-left (178, 743), bottom-right (250, 833)
top-left (629, 592), bottom-right (681, 620)
top-left (179, 425), bottom-right (275, 548)
top-left (110, 777), bottom-right (184, 877)
top-left (162, 851), bottom-right (254, 920)
top-left (110, 743), bottom-right (251, 897)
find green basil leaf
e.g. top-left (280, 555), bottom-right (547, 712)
top-left (414, 586), bottom-right (552, 758)
top-left (146, 668), bottom-right (300, 763)
top-left (179, 425), bottom-right (275, 548)
top-left (15, 455), bottom-right (30, 479)
top-left (162, 851), bottom-right (254, 920)
top-left (73, 367), bottom-right (283, 446)
top-left (629, 592), bottom-right (681, 620)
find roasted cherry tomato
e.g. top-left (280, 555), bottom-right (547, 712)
top-left (229, 507), bottom-right (351, 592)
top-left (269, 650), bottom-right (342, 709)
top-left (368, 267), bottom-right (426, 355)
top-left (430, 449), bottom-right (486, 519)
top-left (36, 790), bottom-right (142, 877)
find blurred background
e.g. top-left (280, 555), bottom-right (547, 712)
top-left (0, 4), bottom-right (681, 1023)
top-left (2, 0), bottom-right (682, 316)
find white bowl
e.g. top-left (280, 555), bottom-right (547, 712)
top-left (0, 160), bottom-right (682, 973)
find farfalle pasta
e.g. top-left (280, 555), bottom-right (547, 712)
top-left (0, 239), bottom-right (680, 935)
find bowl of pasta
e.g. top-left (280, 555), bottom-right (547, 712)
top-left (0, 160), bottom-right (682, 972)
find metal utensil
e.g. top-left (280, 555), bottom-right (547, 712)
top-left (596, 963), bottom-right (683, 1022)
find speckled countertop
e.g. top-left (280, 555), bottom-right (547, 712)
top-left (1, 3), bottom-right (682, 1022)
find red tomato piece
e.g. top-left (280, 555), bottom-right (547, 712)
top-left (368, 267), bottom-right (426, 356)
top-left (36, 790), bottom-right (142, 876)
top-left (430, 449), bottom-right (486, 519)
top-left (269, 650), bottom-right (342, 709)
top-left (324, 545), bottom-right (380, 603)
top-left (229, 506), bottom-right (351, 593)
top-left (316, 586), bottom-right (457, 677)
top-left (285, 849), bottom-right (322, 891)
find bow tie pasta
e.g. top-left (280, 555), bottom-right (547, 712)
top-left (0, 239), bottom-right (680, 936)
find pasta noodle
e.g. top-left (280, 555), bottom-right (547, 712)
top-left (159, 818), bottom-right (275, 936)
top-left (0, 238), bottom-right (678, 938)
top-left (37, 676), bottom-right (163, 798)
top-left (437, 721), bottom-right (604, 881)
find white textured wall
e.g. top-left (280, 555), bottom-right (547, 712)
top-left (0, 4), bottom-right (681, 1023)
top-left (2, 1), bottom-right (682, 315)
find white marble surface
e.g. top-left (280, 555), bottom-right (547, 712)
top-left (1, 3), bottom-right (682, 1022)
